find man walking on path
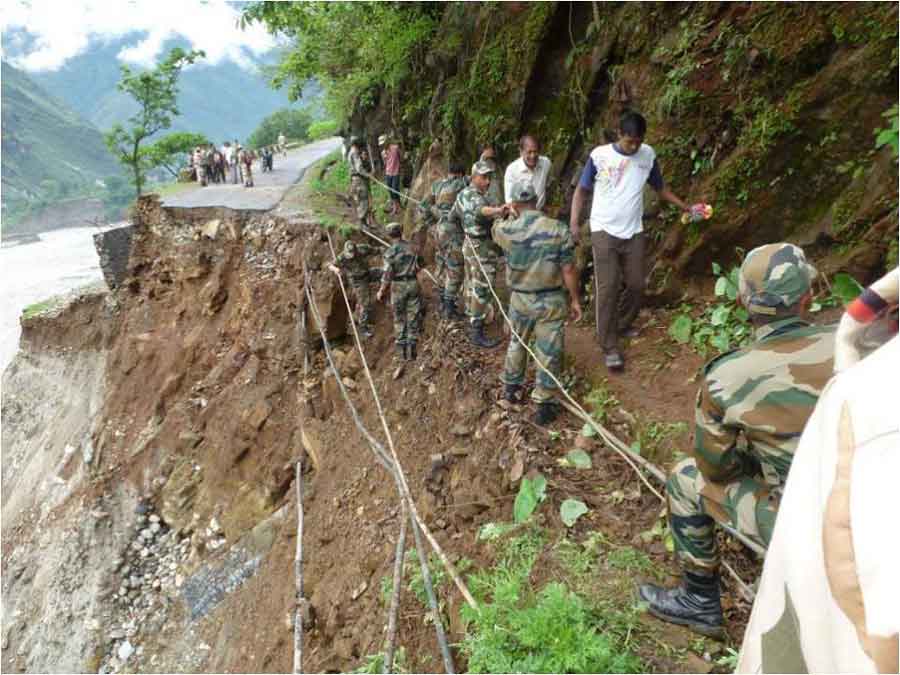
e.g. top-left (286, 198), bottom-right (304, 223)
top-left (230, 139), bottom-right (240, 184)
top-left (380, 134), bottom-right (403, 216)
top-left (504, 135), bottom-right (552, 211)
top-left (494, 179), bottom-right (582, 425)
top-left (238, 145), bottom-right (255, 187)
top-left (278, 132), bottom-right (287, 157)
top-left (570, 111), bottom-right (689, 371)
top-left (638, 243), bottom-right (835, 638)
top-left (450, 160), bottom-right (511, 348)
top-left (377, 222), bottom-right (423, 361)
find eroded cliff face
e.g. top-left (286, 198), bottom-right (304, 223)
top-left (354, 2), bottom-right (897, 291)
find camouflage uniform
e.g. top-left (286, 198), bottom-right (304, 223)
top-left (419, 175), bottom-right (468, 301)
top-left (348, 147), bottom-right (371, 223)
top-left (667, 244), bottom-right (834, 571)
top-left (472, 157), bottom-right (503, 205)
top-left (381, 236), bottom-right (422, 349)
top-left (493, 208), bottom-right (575, 403)
top-left (452, 184), bottom-right (502, 323)
top-left (334, 242), bottom-right (377, 327)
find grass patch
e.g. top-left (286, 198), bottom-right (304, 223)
top-left (460, 529), bottom-right (642, 673)
top-left (148, 180), bottom-right (194, 198)
top-left (22, 296), bottom-right (64, 319)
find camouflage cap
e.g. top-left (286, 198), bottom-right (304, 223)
top-left (385, 222), bottom-right (403, 237)
top-left (739, 243), bottom-right (818, 315)
top-left (378, 134), bottom-right (388, 146)
top-left (342, 241), bottom-right (356, 258)
top-left (509, 178), bottom-right (537, 203)
top-left (472, 160), bottom-right (495, 175)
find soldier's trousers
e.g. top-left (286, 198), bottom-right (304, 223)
top-left (351, 176), bottom-right (370, 222)
top-left (390, 280), bottom-right (421, 346)
top-left (501, 290), bottom-right (566, 403)
top-left (463, 238), bottom-right (500, 323)
top-left (349, 276), bottom-right (373, 324)
top-left (437, 229), bottom-right (464, 300)
top-left (667, 457), bottom-right (778, 571)
top-left (241, 163), bottom-right (253, 187)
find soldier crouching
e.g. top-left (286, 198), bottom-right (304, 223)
top-left (377, 223), bottom-right (423, 361)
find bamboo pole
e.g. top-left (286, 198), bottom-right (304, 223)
top-left (293, 458), bottom-right (304, 674)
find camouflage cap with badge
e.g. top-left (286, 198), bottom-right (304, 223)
top-left (739, 242), bottom-right (818, 315)
top-left (472, 160), bottom-right (495, 175)
top-left (509, 179), bottom-right (537, 203)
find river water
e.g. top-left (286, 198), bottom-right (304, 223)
top-left (0, 226), bottom-right (113, 371)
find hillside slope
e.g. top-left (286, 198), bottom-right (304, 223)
top-left (347, 2), bottom-right (898, 288)
top-left (1, 61), bottom-right (121, 221)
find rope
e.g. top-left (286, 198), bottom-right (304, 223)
top-left (292, 457), bottom-right (304, 674)
top-left (462, 234), bottom-right (758, 601)
top-left (324, 231), bottom-right (478, 609)
top-left (302, 273), bottom-right (457, 671)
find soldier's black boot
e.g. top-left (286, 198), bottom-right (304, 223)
top-left (533, 400), bottom-right (559, 426)
top-left (503, 383), bottom-right (522, 405)
top-left (469, 319), bottom-right (500, 349)
top-left (407, 342), bottom-right (417, 361)
top-left (446, 297), bottom-right (466, 321)
top-left (638, 570), bottom-right (725, 639)
top-left (396, 343), bottom-right (406, 360)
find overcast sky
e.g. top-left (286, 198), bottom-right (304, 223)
top-left (1, 0), bottom-right (278, 71)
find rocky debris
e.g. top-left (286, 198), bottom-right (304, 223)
top-left (99, 505), bottom-right (190, 674)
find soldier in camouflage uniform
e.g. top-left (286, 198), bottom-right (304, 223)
top-left (416, 161), bottom-right (468, 320)
top-left (639, 243), bottom-right (836, 638)
top-left (377, 222), bottom-right (423, 361)
top-left (348, 138), bottom-right (373, 227)
top-left (329, 240), bottom-right (378, 338)
top-left (450, 160), bottom-right (510, 348)
top-left (494, 180), bottom-right (583, 425)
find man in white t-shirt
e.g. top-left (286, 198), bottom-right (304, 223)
top-left (504, 135), bottom-right (552, 211)
top-left (570, 111), bottom-right (689, 370)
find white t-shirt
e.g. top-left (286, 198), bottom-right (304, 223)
top-left (504, 155), bottom-right (552, 209)
top-left (580, 143), bottom-right (662, 239)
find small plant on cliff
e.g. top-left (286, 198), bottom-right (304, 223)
top-left (669, 261), bottom-right (751, 356)
top-left (104, 47), bottom-right (204, 197)
top-left (875, 104), bottom-right (899, 159)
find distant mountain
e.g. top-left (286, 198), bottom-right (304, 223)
top-left (1, 61), bottom-right (121, 224)
top-left (24, 35), bottom-right (317, 144)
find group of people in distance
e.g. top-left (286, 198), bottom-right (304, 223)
top-left (189, 132), bottom-right (288, 188)
top-left (331, 109), bottom-right (898, 654)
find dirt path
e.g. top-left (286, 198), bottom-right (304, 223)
top-left (162, 138), bottom-right (342, 211)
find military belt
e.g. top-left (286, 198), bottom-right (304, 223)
top-left (511, 287), bottom-right (563, 294)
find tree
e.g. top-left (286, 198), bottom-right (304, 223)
top-left (247, 108), bottom-right (313, 148)
top-left (141, 131), bottom-right (210, 178)
top-left (104, 47), bottom-right (204, 196)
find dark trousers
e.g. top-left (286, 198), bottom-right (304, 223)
top-left (590, 230), bottom-right (645, 352)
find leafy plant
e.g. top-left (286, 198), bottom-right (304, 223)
top-left (874, 104), bottom-right (899, 159)
top-left (247, 107), bottom-right (314, 148)
top-left (142, 131), bottom-right (209, 179)
top-left (104, 47), bottom-right (205, 196)
top-left (352, 647), bottom-right (408, 674)
top-left (461, 534), bottom-right (641, 673)
top-left (584, 380), bottom-right (619, 424)
top-left (514, 474), bottom-right (547, 524)
top-left (308, 118), bottom-right (340, 140)
top-left (559, 449), bottom-right (592, 470)
top-left (560, 499), bottom-right (589, 527)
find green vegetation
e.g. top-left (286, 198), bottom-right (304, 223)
top-left (875, 104), bottom-right (900, 159)
top-left (104, 47), bottom-right (204, 197)
top-left (308, 119), bottom-right (339, 140)
top-left (352, 648), bottom-right (408, 674)
top-left (461, 531), bottom-right (642, 673)
top-left (584, 380), bottom-right (620, 425)
top-left (669, 261), bottom-right (751, 356)
top-left (247, 107), bottom-right (314, 148)
top-left (241, 3), bottom-right (440, 118)
top-left (142, 131), bottom-right (209, 179)
top-left (21, 296), bottom-right (64, 319)
top-left (1, 61), bottom-right (123, 231)
top-left (513, 474), bottom-right (548, 524)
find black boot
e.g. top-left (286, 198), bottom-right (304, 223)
top-left (396, 343), bottom-right (406, 360)
top-left (445, 297), bottom-right (465, 321)
top-left (503, 383), bottom-right (522, 405)
top-left (533, 400), bottom-right (559, 426)
top-left (638, 570), bottom-right (724, 639)
top-left (469, 319), bottom-right (500, 348)
top-left (407, 342), bottom-right (417, 361)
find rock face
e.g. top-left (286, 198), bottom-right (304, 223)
top-left (94, 225), bottom-right (134, 290)
top-left (353, 3), bottom-right (898, 283)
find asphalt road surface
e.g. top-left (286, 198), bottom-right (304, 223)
top-left (162, 137), bottom-right (342, 210)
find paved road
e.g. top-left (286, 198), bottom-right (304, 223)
top-left (162, 137), bottom-right (342, 210)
